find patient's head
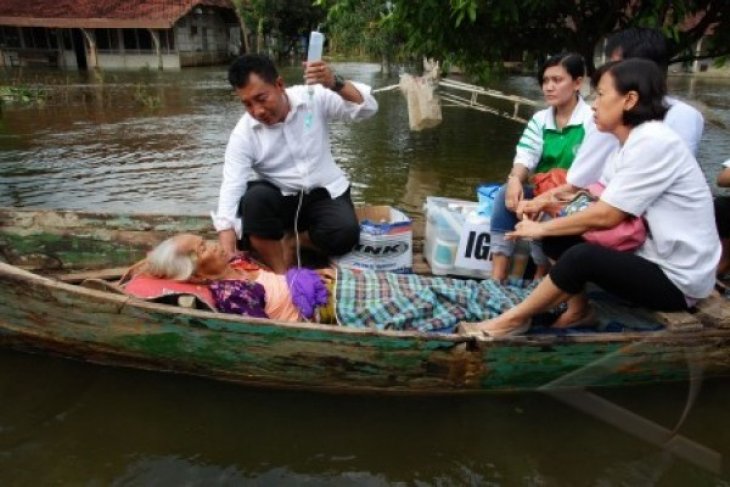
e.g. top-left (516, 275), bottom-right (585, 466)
top-left (146, 234), bottom-right (229, 280)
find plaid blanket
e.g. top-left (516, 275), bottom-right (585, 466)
top-left (335, 268), bottom-right (539, 333)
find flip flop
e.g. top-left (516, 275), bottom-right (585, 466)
top-left (456, 320), bottom-right (531, 338)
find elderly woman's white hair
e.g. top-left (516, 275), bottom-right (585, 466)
top-left (145, 236), bottom-right (197, 280)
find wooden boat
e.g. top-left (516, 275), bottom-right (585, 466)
top-left (2, 206), bottom-right (730, 395)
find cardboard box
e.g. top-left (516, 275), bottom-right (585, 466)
top-left (334, 205), bottom-right (412, 273)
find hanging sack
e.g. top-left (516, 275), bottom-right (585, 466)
top-left (561, 183), bottom-right (647, 252)
top-left (399, 73), bottom-right (442, 131)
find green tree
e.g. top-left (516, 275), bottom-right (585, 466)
top-left (387, 0), bottom-right (730, 77)
top-left (316, 0), bottom-right (402, 73)
top-left (232, 0), bottom-right (325, 58)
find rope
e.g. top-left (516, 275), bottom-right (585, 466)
top-left (372, 83), bottom-right (400, 94)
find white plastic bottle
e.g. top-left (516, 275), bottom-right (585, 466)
top-left (430, 206), bottom-right (461, 275)
top-left (307, 31), bottom-right (324, 62)
top-left (305, 32), bottom-right (325, 129)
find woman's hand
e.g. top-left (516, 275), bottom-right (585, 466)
top-left (505, 177), bottom-right (524, 211)
top-left (516, 198), bottom-right (547, 220)
top-left (717, 166), bottom-right (730, 188)
top-left (507, 216), bottom-right (547, 241)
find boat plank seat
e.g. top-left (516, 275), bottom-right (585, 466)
top-left (54, 267), bottom-right (129, 283)
top-left (695, 296), bottom-right (730, 329)
top-left (78, 278), bottom-right (125, 295)
top-left (650, 310), bottom-right (703, 333)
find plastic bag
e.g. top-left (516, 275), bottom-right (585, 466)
top-left (533, 168), bottom-right (568, 196)
top-left (476, 183), bottom-right (501, 217)
top-left (399, 74), bottom-right (442, 131)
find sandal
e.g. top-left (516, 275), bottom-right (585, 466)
top-left (456, 320), bottom-right (531, 338)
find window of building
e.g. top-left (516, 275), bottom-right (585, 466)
top-left (62, 30), bottom-right (73, 50)
top-left (157, 29), bottom-right (175, 52)
top-left (96, 28), bottom-right (120, 50)
top-left (0, 26), bottom-right (21, 48)
top-left (22, 28), bottom-right (34, 48)
top-left (17, 27), bottom-right (53, 49)
top-left (31, 27), bottom-right (49, 49)
top-left (121, 29), bottom-right (156, 51)
top-left (123, 29), bottom-right (137, 50)
top-left (48, 29), bottom-right (58, 49)
top-left (137, 29), bottom-right (152, 50)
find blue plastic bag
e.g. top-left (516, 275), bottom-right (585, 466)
top-left (476, 183), bottom-right (501, 217)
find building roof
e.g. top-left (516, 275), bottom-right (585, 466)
top-left (0, 0), bottom-right (237, 29)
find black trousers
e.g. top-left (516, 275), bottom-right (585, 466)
top-left (239, 181), bottom-right (359, 256)
top-left (715, 196), bottom-right (730, 239)
top-left (543, 236), bottom-right (688, 311)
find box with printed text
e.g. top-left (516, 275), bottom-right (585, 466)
top-left (333, 206), bottom-right (412, 273)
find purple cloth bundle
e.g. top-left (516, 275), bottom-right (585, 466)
top-left (209, 280), bottom-right (268, 318)
top-left (286, 268), bottom-right (328, 319)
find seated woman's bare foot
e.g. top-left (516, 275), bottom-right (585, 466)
top-left (552, 305), bottom-right (597, 329)
top-left (457, 314), bottom-right (531, 338)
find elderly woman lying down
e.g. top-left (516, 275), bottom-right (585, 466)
top-left (124, 234), bottom-right (538, 333)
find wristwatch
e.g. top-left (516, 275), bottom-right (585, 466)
top-left (331, 74), bottom-right (346, 92)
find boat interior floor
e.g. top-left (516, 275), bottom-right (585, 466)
top-left (44, 265), bottom-right (730, 335)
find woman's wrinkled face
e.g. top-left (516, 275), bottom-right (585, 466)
top-left (592, 71), bottom-right (635, 133)
top-left (174, 234), bottom-right (229, 278)
top-left (542, 65), bottom-right (582, 108)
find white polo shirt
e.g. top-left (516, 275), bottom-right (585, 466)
top-left (567, 97), bottom-right (704, 188)
top-left (212, 82), bottom-right (378, 236)
top-left (599, 121), bottom-right (720, 299)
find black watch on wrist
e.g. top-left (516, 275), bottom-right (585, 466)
top-left (331, 74), bottom-right (346, 92)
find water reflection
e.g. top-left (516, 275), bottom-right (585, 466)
top-left (0, 349), bottom-right (727, 485)
top-left (1, 66), bottom-right (729, 215)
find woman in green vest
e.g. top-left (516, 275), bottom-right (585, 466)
top-left (491, 52), bottom-right (597, 281)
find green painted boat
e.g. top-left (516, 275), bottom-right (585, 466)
top-left (2, 206), bottom-right (730, 395)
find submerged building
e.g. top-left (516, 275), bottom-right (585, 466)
top-left (0, 0), bottom-right (240, 70)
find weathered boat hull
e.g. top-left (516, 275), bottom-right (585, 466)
top-left (2, 207), bottom-right (730, 394)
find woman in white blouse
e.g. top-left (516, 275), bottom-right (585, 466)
top-left (461, 58), bottom-right (720, 338)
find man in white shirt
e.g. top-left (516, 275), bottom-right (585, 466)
top-left (565, 27), bottom-right (704, 189)
top-left (715, 159), bottom-right (730, 278)
top-left (212, 54), bottom-right (378, 273)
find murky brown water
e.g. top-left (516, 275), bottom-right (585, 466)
top-left (1, 63), bottom-right (730, 485)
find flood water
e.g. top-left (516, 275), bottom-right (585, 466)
top-left (1, 63), bottom-right (730, 485)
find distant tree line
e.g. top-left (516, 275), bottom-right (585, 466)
top-left (317, 0), bottom-right (730, 80)
top-left (231, 0), bottom-right (325, 60)
top-left (227, 1), bottom-right (729, 79)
